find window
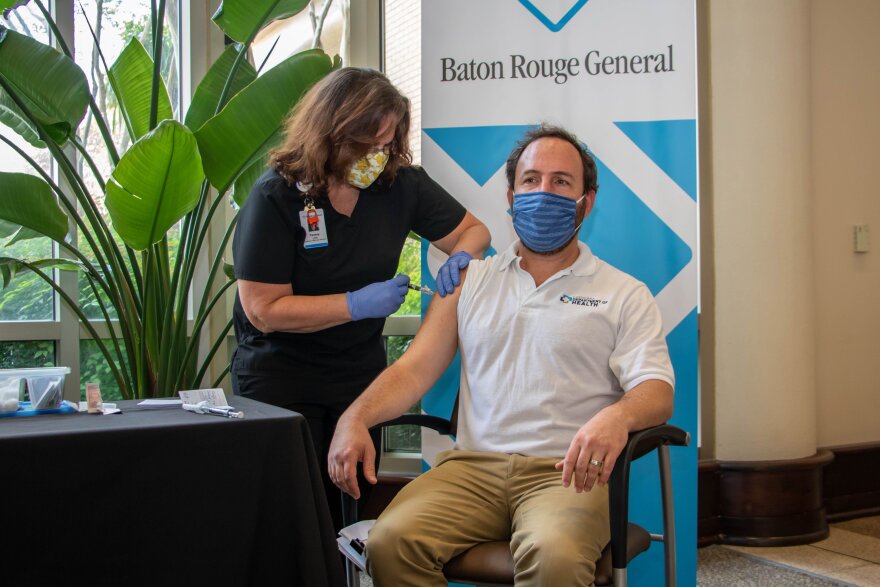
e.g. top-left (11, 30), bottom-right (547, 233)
top-left (384, 0), bottom-right (421, 164)
top-left (0, 341), bottom-right (55, 369)
top-left (0, 6), bottom-right (55, 326)
top-left (252, 0), bottom-right (345, 71)
top-left (379, 0), bottom-right (425, 469)
top-left (0, 0), bottom-right (188, 400)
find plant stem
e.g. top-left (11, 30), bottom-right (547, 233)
top-left (77, 2), bottom-right (121, 164)
top-left (215, 42), bottom-right (249, 114)
top-left (34, 0), bottom-right (71, 57)
top-left (185, 185), bottom-right (227, 298)
top-left (149, 0), bottom-right (167, 131)
top-left (175, 183), bottom-right (210, 349)
top-left (84, 93), bottom-right (121, 165)
top-left (194, 211), bottom-right (238, 323)
top-left (157, 199), bottom-right (197, 397)
top-left (174, 278), bottom-right (235, 392)
top-left (215, 2), bottom-right (277, 115)
top-left (211, 363), bottom-right (231, 389)
top-left (151, 238), bottom-right (172, 395)
top-left (193, 317), bottom-right (233, 389)
top-left (71, 136), bottom-right (107, 192)
top-left (82, 271), bottom-right (134, 394)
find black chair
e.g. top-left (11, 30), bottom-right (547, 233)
top-left (341, 410), bottom-right (689, 587)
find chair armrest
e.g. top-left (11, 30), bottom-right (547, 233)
top-left (626, 424), bottom-right (690, 462)
top-left (376, 414), bottom-right (453, 436)
top-left (607, 424), bottom-right (689, 569)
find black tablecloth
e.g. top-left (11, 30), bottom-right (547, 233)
top-left (0, 396), bottom-right (345, 587)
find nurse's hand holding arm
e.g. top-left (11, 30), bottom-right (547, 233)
top-left (435, 251), bottom-right (472, 297)
top-left (430, 210), bottom-right (490, 296)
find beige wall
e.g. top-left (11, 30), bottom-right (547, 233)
top-left (702, 0), bottom-right (880, 459)
top-left (811, 0), bottom-right (880, 447)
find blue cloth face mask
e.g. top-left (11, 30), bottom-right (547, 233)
top-left (511, 191), bottom-right (585, 253)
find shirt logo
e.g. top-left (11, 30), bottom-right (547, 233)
top-left (560, 294), bottom-right (608, 308)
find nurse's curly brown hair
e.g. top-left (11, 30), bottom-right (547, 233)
top-left (269, 67), bottom-right (412, 196)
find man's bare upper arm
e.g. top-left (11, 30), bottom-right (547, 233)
top-left (393, 271), bottom-right (466, 390)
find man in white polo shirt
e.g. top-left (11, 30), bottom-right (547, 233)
top-left (328, 124), bottom-right (674, 587)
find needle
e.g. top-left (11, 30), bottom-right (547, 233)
top-left (406, 283), bottom-right (433, 295)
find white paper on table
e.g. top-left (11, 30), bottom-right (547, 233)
top-left (178, 388), bottom-right (229, 407)
top-left (137, 399), bottom-right (183, 407)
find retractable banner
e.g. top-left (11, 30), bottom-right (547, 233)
top-left (419, 1), bottom-right (697, 584)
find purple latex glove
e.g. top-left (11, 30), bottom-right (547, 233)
top-left (436, 251), bottom-right (472, 296)
top-left (346, 274), bottom-right (410, 320)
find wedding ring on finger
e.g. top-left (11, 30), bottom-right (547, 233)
top-left (589, 458), bottom-right (604, 468)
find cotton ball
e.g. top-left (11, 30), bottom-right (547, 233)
top-left (2, 398), bottom-right (18, 412)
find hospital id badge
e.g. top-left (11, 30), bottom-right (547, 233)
top-left (299, 207), bottom-right (328, 249)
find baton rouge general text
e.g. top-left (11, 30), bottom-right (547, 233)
top-left (440, 45), bottom-right (675, 85)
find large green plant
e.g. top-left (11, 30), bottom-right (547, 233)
top-left (0, 0), bottom-right (335, 398)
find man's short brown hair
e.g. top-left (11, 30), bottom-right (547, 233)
top-left (505, 124), bottom-right (598, 194)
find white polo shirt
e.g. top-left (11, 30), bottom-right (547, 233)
top-left (454, 240), bottom-right (674, 458)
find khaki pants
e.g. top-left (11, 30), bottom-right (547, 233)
top-left (367, 450), bottom-right (610, 587)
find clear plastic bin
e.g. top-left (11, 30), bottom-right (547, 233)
top-left (0, 367), bottom-right (70, 412)
top-left (0, 373), bottom-right (23, 413)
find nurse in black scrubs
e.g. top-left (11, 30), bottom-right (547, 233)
top-left (231, 67), bottom-right (490, 530)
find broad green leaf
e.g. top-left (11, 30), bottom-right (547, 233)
top-left (0, 1), bottom-right (30, 10)
top-left (223, 262), bottom-right (235, 280)
top-left (212, 0), bottom-right (309, 44)
top-left (108, 38), bottom-right (173, 141)
top-left (0, 256), bottom-right (79, 289)
top-left (0, 218), bottom-right (39, 246)
top-left (231, 157), bottom-right (265, 207)
top-left (2, 223), bottom-right (43, 245)
top-left (106, 120), bottom-right (204, 251)
top-left (0, 26), bottom-right (89, 144)
top-left (185, 44), bottom-right (257, 132)
top-left (196, 49), bottom-right (332, 192)
top-left (0, 172), bottom-right (68, 242)
top-left (0, 83), bottom-right (45, 148)
top-left (0, 219), bottom-right (17, 239)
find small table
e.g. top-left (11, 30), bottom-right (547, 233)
top-left (0, 396), bottom-right (345, 586)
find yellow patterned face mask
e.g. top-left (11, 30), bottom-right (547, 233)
top-left (346, 150), bottom-right (389, 189)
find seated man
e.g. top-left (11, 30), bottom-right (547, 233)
top-left (328, 124), bottom-right (674, 587)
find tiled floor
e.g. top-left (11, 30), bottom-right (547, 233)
top-left (728, 515), bottom-right (880, 586)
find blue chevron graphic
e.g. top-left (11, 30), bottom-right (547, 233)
top-left (581, 157), bottom-right (692, 296)
top-left (518, 0), bottom-right (591, 32)
top-left (424, 125), bottom-right (536, 186)
top-left (615, 120), bottom-right (698, 201)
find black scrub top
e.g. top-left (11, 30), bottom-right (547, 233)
top-left (231, 166), bottom-right (466, 382)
